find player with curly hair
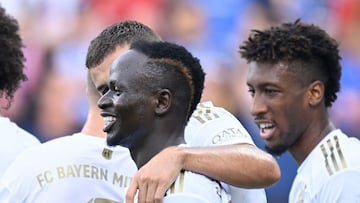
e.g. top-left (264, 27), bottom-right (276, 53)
top-left (0, 4), bottom-right (40, 176)
top-left (240, 19), bottom-right (360, 202)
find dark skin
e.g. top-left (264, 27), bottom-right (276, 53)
top-left (246, 61), bottom-right (335, 165)
top-left (91, 45), bottom-right (280, 203)
top-left (97, 50), bottom-right (186, 168)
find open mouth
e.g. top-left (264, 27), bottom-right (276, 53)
top-left (103, 116), bottom-right (117, 132)
top-left (259, 123), bottom-right (275, 139)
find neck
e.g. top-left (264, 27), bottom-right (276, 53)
top-left (130, 122), bottom-right (185, 168)
top-left (290, 117), bottom-right (335, 165)
top-left (81, 109), bottom-right (106, 138)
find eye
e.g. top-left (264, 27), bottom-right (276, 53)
top-left (101, 87), bottom-right (109, 96)
top-left (264, 88), bottom-right (278, 95)
top-left (247, 88), bottom-right (255, 97)
top-left (114, 86), bottom-right (122, 96)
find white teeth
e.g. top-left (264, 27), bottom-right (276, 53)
top-left (260, 123), bottom-right (273, 129)
top-left (104, 116), bottom-right (116, 123)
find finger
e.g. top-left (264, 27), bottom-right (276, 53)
top-left (137, 182), bottom-right (148, 203)
top-left (145, 182), bottom-right (158, 203)
top-left (126, 179), bottom-right (139, 203)
top-left (154, 185), bottom-right (167, 203)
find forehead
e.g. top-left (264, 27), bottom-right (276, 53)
top-left (90, 45), bottom-right (130, 87)
top-left (247, 61), bottom-right (296, 85)
top-left (109, 50), bottom-right (149, 78)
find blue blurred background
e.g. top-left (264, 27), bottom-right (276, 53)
top-left (1, 0), bottom-right (359, 202)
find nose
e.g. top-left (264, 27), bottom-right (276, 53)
top-left (250, 94), bottom-right (267, 117)
top-left (97, 92), bottom-right (113, 110)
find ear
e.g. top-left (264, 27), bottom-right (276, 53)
top-left (307, 80), bottom-right (325, 107)
top-left (154, 89), bottom-right (172, 115)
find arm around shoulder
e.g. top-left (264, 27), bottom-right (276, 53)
top-left (180, 143), bottom-right (280, 188)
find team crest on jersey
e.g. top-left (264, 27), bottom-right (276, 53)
top-left (102, 148), bottom-right (113, 160)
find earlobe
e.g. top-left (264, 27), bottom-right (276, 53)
top-left (308, 81), bottom-right (324, 107)
top-left (155, 89), bottom-right (171, 115)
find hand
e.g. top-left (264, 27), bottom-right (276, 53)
top-left (125, 146), bottom-right (185, 203)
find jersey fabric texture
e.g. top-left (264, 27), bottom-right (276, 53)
top-left (0, 133), bottom-right (137, 203)
top-left (185, 101), bottom-right (267, 203)
top-left (185, 101), bottom-right (254, 147)
top-left (289, 129), bottom-right (360, 203)
top-left (163, 170), bottom-right (230, 203)
top-left (0, 116), bottom-right (40, 176)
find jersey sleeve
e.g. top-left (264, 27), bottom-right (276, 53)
top-left (185, 101), bottom-right (254, 147)
top-left (164, 170), bottom-right (231, 203)
top-left (317, 169), bottom-right (360, 202)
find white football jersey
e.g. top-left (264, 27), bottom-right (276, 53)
top-left (289, 129), bottom-right (360, 203)
top-left (0, 116), bottom-right (40, 176)
top-left (185, 101), bottom-right (254, 147)
top-left (185, 101), bottom-right (267, 203)
top-left (0, 133), bottom-right (137, 203)
top-left (163, 170), bottom-right (231, 203)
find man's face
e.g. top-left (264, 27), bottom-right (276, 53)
top-left (97, 50), bottom-right (154, 147)
top-left (246, 61), bottom-right (311, 155)
top-left (90, 45), bottom-right (130, 96)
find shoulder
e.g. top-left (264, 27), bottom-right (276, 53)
top-left (0, 117), bottom-right (40, 145)
top-left (317, 169), bottom-right (360, 202)
top-left (317, 130), bottom-right (360, 173)
top-left (185, 101), bottom-right (254, 146)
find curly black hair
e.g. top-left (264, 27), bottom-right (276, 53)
top-left (86, 20), bottom-right (161, 69)
top-left (130, 40), bottom-right (205, 122)
top-left (239, 19), bottom-right (341, 107)
top-left (0, 5), bottom-right (26, 109)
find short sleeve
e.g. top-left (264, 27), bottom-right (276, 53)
top-left (317, 169), bottom-right (360, 202)
top-left (185, 101), bottom-right (254, 147)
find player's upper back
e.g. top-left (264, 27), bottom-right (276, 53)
top-left (0, 132), bottom-right (137, 203)
top-left (0, 116), bottom-right (40, 175)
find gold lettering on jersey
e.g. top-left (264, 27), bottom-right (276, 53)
top-left (36, 164), bottom-right (129, 188)
top-left (334, 136), bottom-right (347, 169)
top-left (212, 127), bottom-right (249, 144)
top-left (320, 144), bottom-right (333, 175)
top-left (37, 170), bottom-right (53, 187)
top-left (102, 148), bottom-right (113, 160)
top-left (327, 140), bottom-right (340, 172)
top-left (56, 164), bottom-right (108, 180)
top-left (112, 172), bottom-right (132, 187)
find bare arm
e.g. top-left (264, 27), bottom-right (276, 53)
top-left (180, 143), bottom-right (280, 188)
top-left (126, 143), bottom-right (280, 203)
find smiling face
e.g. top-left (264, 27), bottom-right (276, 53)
top-left (89, 45), bottom-right (130, 96)
top-left (246, 61), bottom-right (312, 155)
top-left (97, 50), bottom-right (155, 147)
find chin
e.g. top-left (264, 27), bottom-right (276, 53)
top-left (106, 134), bottom-right (134, 148)
top-left (265, 144), bottom-right (288, 156)
top-left (106, 136), bottom-right (118, 147)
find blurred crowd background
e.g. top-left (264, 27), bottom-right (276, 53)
top-left (1, 0), bottom-right (359, 202)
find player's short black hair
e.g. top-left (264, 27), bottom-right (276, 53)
top-left (0, 5), bottom-right (27, 109)
top-left (239, 19), bottom-right (341, 107)
top-left (130, 40), bottom-right (205, 121)
top-left (86, 20), bottom-right (161, 69)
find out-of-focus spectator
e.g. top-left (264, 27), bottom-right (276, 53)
top-left (0, 3), bottom-right (40, 176)
top-left (1, 1), bottom-right (359, 202)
